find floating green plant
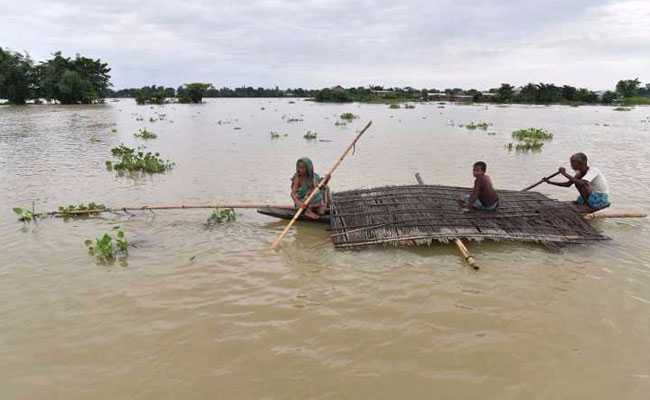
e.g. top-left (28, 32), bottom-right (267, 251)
top-left (85, 229), bottom-right (128, 263)
top-left (511, 128), bottom-right (553, 141)
top-left (614, 106), bottom-right (632, 111)
top-left (389, 103), bottom-right (400, 109)
top-left (206, 208), bottom-right (236, 225)
top-left (58, 202), bottom-right (106, 218)
top-left (134, 128), bottom-right (157, 140)
top-left (334, 120), bottom-right (347, 126)
top-left (109, 145), bottom-right (174, 174)
top-left (340, 112), bottom-right (358, 121)
top-left (304, 131), bottom-right (318, 140)
top-left (111, 128), bottom-right (117, 133)
top-left (506, 141), bottom-right (545, 152)
top-left (404, 104), bottom-right (415, 109)
top-left (12, 207), bottom-right (43, 222)
top-left (465, 122), bottom-right (490, 130)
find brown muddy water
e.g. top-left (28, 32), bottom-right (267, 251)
top-left (1, 99), bottom-right (649, 399)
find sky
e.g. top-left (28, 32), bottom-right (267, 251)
top-left (2, 0), bottom-right (649, 90)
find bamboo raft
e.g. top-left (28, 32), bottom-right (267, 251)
top-left (328, 185), bottom-right (609, 249)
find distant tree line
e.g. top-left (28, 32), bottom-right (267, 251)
top-left (0, 47), bottom-right (111, 105)
top-left (107, 85), bottom-right (317, 102)
top-left (313, 79), bottom-right (650, 105)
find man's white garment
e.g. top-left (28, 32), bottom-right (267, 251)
top-left (583, 167), bottom-right (610, 194)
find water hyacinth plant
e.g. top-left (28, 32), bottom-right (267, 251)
top-left (389, 103), bottom-right (400, 109)
top-left (12, 207), bottom-right (43, 222)
top-left (340, 112), bottom-right (358, 121)
top-left (507, 128), bottom-right (553, 153)
top-left (206, 208), bottom-right (236, 226)
top-left (511, 128), bottom-right (553, 141)
top-left (58, 202), bottom-right (106, 218)
top-left (85, 229), bottom-right (128, 264)
top-left (134, 128), bottom-right (157, 140)
top-left (303, 131), bottom-right (318, 140)
top-left (108, 145), bottom-right (174, 173)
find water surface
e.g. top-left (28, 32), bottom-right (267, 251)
top-left (1, 99), bottom-right (649, 399)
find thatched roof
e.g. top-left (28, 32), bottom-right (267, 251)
top-left (329, 185), bottom-right (608, 248)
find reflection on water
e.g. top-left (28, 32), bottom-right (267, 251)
top-left (1, 100), bottom-right (649, 399)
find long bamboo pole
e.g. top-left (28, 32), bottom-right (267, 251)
top-left (583, 211), bottom-right (647, 220)
top-left (48, 204), bottom-right (294, 217)
top-left (414, 172), bottom-right (479, 270)
top-left (270, 121), bottom-right (373, 250)
top-left (522, 171), bottom-right (561, 191)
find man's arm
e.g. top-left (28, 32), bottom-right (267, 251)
top-left (545, 167), bottom-right (581, 187)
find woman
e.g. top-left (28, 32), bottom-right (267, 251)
top-left (291, 157), bottom-right (330, 219)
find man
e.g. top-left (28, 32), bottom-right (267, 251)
top-left (544, 152), bottom-right (610, 210)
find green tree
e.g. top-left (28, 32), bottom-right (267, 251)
top-left (177, 82), bottom-right (212, 103)
top-left (35, 52), bottom-right (111, 104)
top-left (495, 83), bottom-right (514, 103)
top-left (0, 47), bottom-right (35, 104)
top-left (600, 90), bottom-right (618, 104)
top-left (615, 78), bottom-right (640, 98)
top-left (561, 85), bottom-right (577, 102)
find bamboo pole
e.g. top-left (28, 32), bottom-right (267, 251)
top-left (48, 204), bottom-right (294, 217)
top-left (522, 171), bottom-right (561, 191)
top-left (414, 172), bottom-right (479, 270)
top-left (583, 211), bottom-right (647, 220)
top-left (271, 121), bottom-right (373, 250)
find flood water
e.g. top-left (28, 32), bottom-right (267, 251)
top-left (1, 99), bottom-right (649, 399)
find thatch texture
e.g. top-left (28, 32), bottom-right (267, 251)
top-left (329, 185), bottom-right (608, 248)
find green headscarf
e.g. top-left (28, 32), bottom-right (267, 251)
top-left (293, 157), bottom-right (323, 203)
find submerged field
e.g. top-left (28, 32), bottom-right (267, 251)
top-left (1, 99), bottom-right (649, 399)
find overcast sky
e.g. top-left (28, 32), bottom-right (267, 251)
top-left (2, 0), bottom-right (649, 90)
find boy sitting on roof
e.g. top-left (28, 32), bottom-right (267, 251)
top-left (291, 157), bottom-right (330, 219)
top-left (543, 152), bottom-right (610, 210)
top-left (458, 161), bottom-right (499, 211)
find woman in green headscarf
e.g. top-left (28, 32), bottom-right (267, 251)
top-left (291, 157), bottom-right (330, 219)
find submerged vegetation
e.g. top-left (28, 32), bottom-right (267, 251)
top-left (340, 112), bottom-right (358, 121)
top-left (134, 128), bottom-right (157, 140)
top-left (12, 207), bottom-right (43, 222)
top-left (108, 145), bottom-right (174, 173)
top-left (206, 208), bottom-right (236, 226)
top-left (0, 47), bottom-right (111, 104)
top-left (58, 203), bottom-right (106, 218)
top-left (85, 229), bottom-right (128, 264)
top-left (303, 131), bottom-right (318, 140)
top-left (512, 128), bottom-right (554, 141)
top-left (507, 128), bottom-right (554, 153)
top-left (177, 83), bottom-right (212, 104)
top-left (465, 122), bottom-right (491, 130)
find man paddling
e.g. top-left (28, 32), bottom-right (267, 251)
top-left (543, 153), bottom-right (611, 210)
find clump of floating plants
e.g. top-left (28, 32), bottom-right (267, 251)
top-left (134, 128), bottom-right (157, 140)
top-left (107, 145), bottom-right (174, 173)
top-left (389, 103), bottom-right (401, 109)
top-left (85, 229), bottom-right (128, 264)
top-left (206, 208), bottom-right (236, 226)
top-left (57, 203), bottom-right (106, 218)
top-left (511, 128), bottom-right (553, 141)
top-left (614, 106), bottom-right (632, 111)
top-left (340, 112), bottom-right (358, 121)
top-left (270, 131), bottom-right (288, 139)
top-left (334, 120), bottom-right (347, 127)
top-left (507, 128), bottom-right (553, 153)
top-left (404, 104), bottom-right (415, 109)
top-left (465, 121), bottom-right (491, 130)
top-left (286, 117), bottom-right (304, 123)
top-left (12, 206), bottom-right (45, 222)
top-left (303, 131), bottom-right (318, 140)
